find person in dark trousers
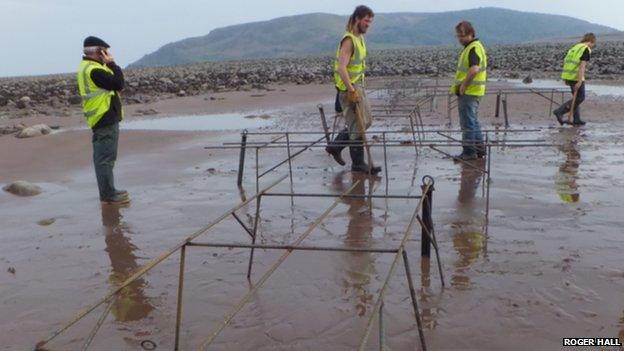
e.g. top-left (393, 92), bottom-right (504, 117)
top-left (554, 33), bottom-right (596, 126)
top-left (77, 36), bottom-right (128, 205)
top-left (325, 5), bottom-right (381, 175)
top-left (451, 21), bottom-right (488, 161)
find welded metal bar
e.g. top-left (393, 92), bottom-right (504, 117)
top-left (247, 195), bottom-right (262, 279)
top-left (80, 296), bottom-right (114, 351)
top-left (36, 175), bottom-right (288, 348)
top-left (416, 216), bottom-right (445, 288)
top-left (402, 250), bottom-right (427, 351)
top-left (408, 113), bottom-right (419, 156)
top-left (379, 301), bottom-right (385, 351)
top-left (255, 147), bottom-right (259, 194)
top-left (263, 192), bottom-right (422, 200)
top-left (421, 183), bottom-right (432, 258)
top-left (174, 244), bottom-right (187, 351)
top-left (286, 133), bottom-right (294, 188)
top-left (257, 136), bottom-right (326, 178)
top-left (495, 92), bottom-right (501, 117)
top-left (187, 242), bottom-right (399, 254)
top-left (225, 138), bottom-right (546, 146)
top-left (241, 128), bottom-right (541, 135)
top-left (436, 132), bottom-right (461, 143)
top-left (210, 143), bottom-right (556, 150)
top-left (382, 132), bottom-right (389, 196)
top-left (237, 130), bottom-right (248, 186)
top-left (549, 89), bottom-right (555, 119)
top-left (232, 212), bottom-right (254, 239)
top-left (198, 181), bottom-right (362, 349)
top-left (428, 145), bottom-right (488, 174)
top-left (503, 94), bottom-right (510, 128)
top-left (357, 177), bottom-right (433, 351)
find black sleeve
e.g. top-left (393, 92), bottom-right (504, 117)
top-left (580, 48), bottom-right (590, 62)
top-left (468, 48), bottom-right (480, 67)
top-left (90, 63), bottom-right (125, 91)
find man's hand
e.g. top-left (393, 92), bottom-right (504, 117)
top-left (347, 89), bottom-right (361, 104)
top-left (101, 49), bottom-right (115, 64)
top-left (459, 82), bottom-right (468, 96)
top-left (574, 80), bottom-right (583, 92)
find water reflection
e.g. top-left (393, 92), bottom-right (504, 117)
top-left (555, 128), bottom-right (582, 203)
top-left (331, 172), bottom-right (377, 317)
top-left (451, 162), bottom-right (486, 290)
top-left (101, 205), bottom-right (154, 322)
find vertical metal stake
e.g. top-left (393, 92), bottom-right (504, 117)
top-left (502, 94), bottom-right (510, 128)
top-left (318, 104), bottom-right (331, 144)
top-left (402, 250), bottom-right (428, 351)
top-left (174, 244), bottom-right (187, 351)
top-left (379, 301), bottom-right (385, 351)
top-left (286, 133), bottom-right (294, 189)
top-left (237, 130), bottom-right (248, 187)
top-left (382, 132), bottom-right (389, 196)
top-left (247, 195), bottom-right (262, 279)
top-left (421, 184), bottom-right (432, 258)
top-left (495, 92), bottom-right (501, 117)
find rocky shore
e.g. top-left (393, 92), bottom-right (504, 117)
top-left (1, 41), bottom-right (622, 120)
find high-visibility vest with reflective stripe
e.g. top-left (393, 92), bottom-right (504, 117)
top-left (334, 32), bottom-right (367, 92)
top-left (561, 43), bottom-right (591, 81)
top-left (451, 40), bottom-right (488, 97)
top-left (77, 60), bottom-right (118, 128)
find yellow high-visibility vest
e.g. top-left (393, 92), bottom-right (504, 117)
top-left (334, 32), bottom-right (367, 92)
top-left (561, 43), bottom-right (591, 81)
top-left (451, 40), bottom-right (488, 97)
top-left (76, 60), bottom-right (121, 128)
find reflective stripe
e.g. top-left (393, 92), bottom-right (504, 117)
top-left (455, 80), bottom-right (487, 86)
top-left (82, 90), bottom-right (111, 100)
top-left (564, 59), bottom-right (580, 65)
top-left (84, 109), bottom-right (98, 118)
top-left (457, 67), bottom-right (487, 73)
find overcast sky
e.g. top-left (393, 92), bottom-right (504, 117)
top-left (1, 0), bottom-right (621, 77)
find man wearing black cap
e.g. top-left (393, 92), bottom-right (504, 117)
top-left (77, 36), bottom-right (128, 205)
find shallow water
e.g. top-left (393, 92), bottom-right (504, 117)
top-left (3, 121), bottom-right (624, 350)
top-left (122, 113), bottom-right (273, 131)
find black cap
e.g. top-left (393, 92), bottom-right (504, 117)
top-left (83, 36), bottom-right (110, 48)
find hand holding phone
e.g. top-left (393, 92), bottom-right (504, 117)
top-left (100, 49), bottom-right (114, 64)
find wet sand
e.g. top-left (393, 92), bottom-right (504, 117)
top-left (1, 79), bottom-right (624, 350)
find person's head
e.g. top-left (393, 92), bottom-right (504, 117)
top-left (346, 5), bottom-right (374, 35)
top-left (455, 21), bottom-right (476, 46)
top-left (83, 36), bottom-right (110, 62)
top-left (580, 32), bottom-right (596, 48)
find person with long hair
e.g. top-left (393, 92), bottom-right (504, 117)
top-left (325, 5), bottom-right (381, 175)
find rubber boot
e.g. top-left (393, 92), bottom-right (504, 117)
top-left (349, 140), bottom-right (382, 175)
top-left (325, 129), bottom-right (349, 166)
top-left (476, 141), bottom-right (487, 158)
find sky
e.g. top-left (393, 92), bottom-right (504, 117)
top-left (1, 0), bottom-right (622, 77)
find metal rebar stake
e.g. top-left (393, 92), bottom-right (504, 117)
top-left (402, 250), bottom-right (427, 351)
top-left (247, 195), bottom-right (262, 279)
top-left (237, 130), bottom-right (248, 187)
top-left (421, 178), bottom-right (434, 258)
top-left (495, 91), bottom-right (501, 117)
top-left (174, 244), bottom-right (186, 351)
top-left (318, 104), bottom-right (331, 144)
top-left (379, 301), bottom-right (385, 351)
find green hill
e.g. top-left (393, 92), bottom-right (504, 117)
top-left (129, 7), bottom-right (618, 68)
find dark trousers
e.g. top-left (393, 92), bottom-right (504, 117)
top-left (555, 82), bottom-right (586, 123)
top-left (92, 122), bottom-right (119, 200)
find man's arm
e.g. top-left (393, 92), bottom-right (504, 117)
top-left (459, 47), bottom-right (480, 95)
top-left (338, 38), bottom-right (355, 92)
top-left (90, 63), bottom-right (125, 92)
